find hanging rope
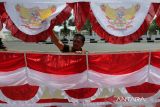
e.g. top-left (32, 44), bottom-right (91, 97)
top-left (24, 52), bottom-right (28, 68)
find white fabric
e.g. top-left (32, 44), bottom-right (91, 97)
top-left (27, 68), bottom-right (88, 89)
top-left (88, 66), bottom-right (149, 87)
top-left (0, 0), bottom-right (159, 3)
top-left (5, 2), bottom-right (66, 35)
top-left (0, 64), bottom-right (160, 105)
top-left (27, 66), bottom-right (149, 88)
top-left (0, 65), bottom-right (160, 89)
top-left (91, 1), bottom-right (151, 36)
top-left (0, 102), bottom-right (112, 107)
top-left (0, 67), bottom-right (27, 86)
top-left (148, 65), bottom-right (160, 84)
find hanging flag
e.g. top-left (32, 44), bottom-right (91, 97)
top-left (90, 1), bottom-right (151, 37)
top-left (5, 2), bottom-right (66, 35)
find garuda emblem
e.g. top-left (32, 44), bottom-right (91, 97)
top-left (101, 4), bottom-right (140, 30)
top-left (16, 4), bottom-right (56, 29)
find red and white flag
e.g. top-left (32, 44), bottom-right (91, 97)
top-left (5, 2), bottom-right (66, 35)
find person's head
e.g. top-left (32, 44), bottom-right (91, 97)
top-left (72, 33), bottom-right (85, 51)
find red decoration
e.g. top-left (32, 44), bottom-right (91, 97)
top-left (126, 82), bottom-right (160, 98)
top-left (69, 2), bottom-right (90, 31)
top-left (0, 52), bottom-right (25, 71)
top-left (65, 88), bottom-right (98, 99)
top-left (155, 3), bottom-right (160, 27)
top-left (89, 3), bottom-right (159, 44)
top-left (0, 84), bottom-right (39, 100)
top-left (89, 53), bottom-right (148, 75)
top-left (0, 3), bottom-right (72, 42)
top-left (26, 53), bottom-right (87, 75)
top-left (151, 52), bottom-right (160, 68)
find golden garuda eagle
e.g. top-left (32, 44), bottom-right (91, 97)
top-left (100, 4), bottom-right (140, 30)
top-left (15, 4), bottom-right (56, 29)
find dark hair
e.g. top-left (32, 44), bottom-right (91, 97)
top-left (74, 33), bottom-right (85, 43)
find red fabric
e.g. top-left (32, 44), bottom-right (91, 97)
top-left (37, 97), bottom-right (115, 103)
top-left (5, 18), bottom-right (51, 42)
top-left (0, 3), bottom-right (5, 31)
top-left (65, 88), bottom-right (98, 99)
top-left (0, 52), bottom-right (25, 71)
top-left (126, 82), bottom-right (160, 98)
top-left (0, 3), bottom-right (6, 22)
top-left (0, 98), bottom-right (115, 105)
top-left (0, 52), bottom-right (151, 75)
top-left (89, 53), bottom-right (148, 75)
top-left (0, 20), bottom-right (2, 31)
top-left (69, 2), bottom-right (90, 31)
top-left (26, 53), bottom-right (87, 75)
top-left (89, 3), bottom-right (158, 44)
top-left (0, 84), bottom-right (39, 100)
top-left (151, 52), bottom-right (160, 68)
top-left (155, 4), bottom-right (160, 27)
top-left (51, 4), bottom-right (72, 26)
top-left (156, 102), bottom-right (160, 107)
top-left (0, 3), bottom-right (4, 14)
top-left (1, 4), bottom-right (72, 42)
top-left (38, 98), bottom-right (69, 103)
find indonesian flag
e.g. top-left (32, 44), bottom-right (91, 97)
top-left (91, 1), bottom-right (151, 37)
top-left (4, 2), bottom-right (66, 35)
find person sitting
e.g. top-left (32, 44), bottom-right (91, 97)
top-left (50, 30), bottom-right (86, 53)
